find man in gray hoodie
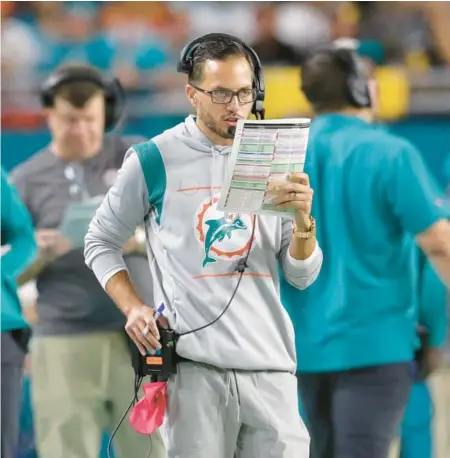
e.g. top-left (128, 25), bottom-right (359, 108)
top-left (85, 33), bottom-right (322, 458)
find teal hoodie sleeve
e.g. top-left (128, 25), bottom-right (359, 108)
top-left (1, 168), bottom-right (37, 278)
top-left (417, 248), bottom-right (447, 348)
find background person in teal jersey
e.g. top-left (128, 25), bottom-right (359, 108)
top-left (293, 247), bottom-right (447, 458)
top-left (422, 187), bottom-right (450, 458)
top-left (281, 46), bottom-right (450, 458)
top-left (1, 167), bottom-right (37, 458)
top-left (395, 245), bottom-right (447, 458)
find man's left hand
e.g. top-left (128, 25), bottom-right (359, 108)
top-left (267, 173), bottom-right (314, 229)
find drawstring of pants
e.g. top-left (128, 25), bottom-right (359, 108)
top-left (226, 370), bottom-right (241, 422)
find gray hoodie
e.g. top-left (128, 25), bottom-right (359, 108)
top-left (84, 115), bottom-right (322, 372)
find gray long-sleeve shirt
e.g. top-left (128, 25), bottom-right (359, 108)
top-left (11, 135), bottom-right (153, 336)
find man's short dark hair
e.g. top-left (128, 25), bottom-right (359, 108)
top-left (188, 38), bottom-right (254, 85)
top-left (301, 52), bottom-right (352, 113)
top-left (53, 64), bottom-right (104, 108)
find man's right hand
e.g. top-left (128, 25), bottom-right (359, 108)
top-left (125, 305), bottom-right (162, 356)
top-left (17, 230), bottom-right (73, 285)
top-left (36, 229), bottom-right (72, 261)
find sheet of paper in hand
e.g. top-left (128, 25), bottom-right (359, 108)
top-left (58, 195), bottom-right (104, 249)
top-left (217, 118), bottom-right (311, 217)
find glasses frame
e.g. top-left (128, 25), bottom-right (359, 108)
top-left (190, 84), bottom-right (256, 105)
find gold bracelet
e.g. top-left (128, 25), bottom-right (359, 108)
top-left (293, 216), bottom-right (316, 239)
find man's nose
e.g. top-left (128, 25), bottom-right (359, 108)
top-left (227, 95), bottom-right (240, 111)
top-left (71, 120), bottom-right (88, 136)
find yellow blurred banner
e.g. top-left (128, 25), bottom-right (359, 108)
top-left (263, 66), bottom-right (410, 121)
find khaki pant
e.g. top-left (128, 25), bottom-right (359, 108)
top-left (30, 331), bottom-right (166, 458)
top-left (429, 364), bottom-right (450, 458)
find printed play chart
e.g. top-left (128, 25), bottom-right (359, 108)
top-left (218, 118), bottom-right (311, 217)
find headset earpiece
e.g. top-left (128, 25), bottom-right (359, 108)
top-left (40, 66), bottom-right (126, 131)
top-left (333, 48), bottom-right (372, 108)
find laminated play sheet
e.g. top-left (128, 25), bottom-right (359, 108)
top-left (217, 118), bottom-right (311, 217)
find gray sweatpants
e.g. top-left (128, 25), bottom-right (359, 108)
top-left (166, 362), bottom-right (310, 458)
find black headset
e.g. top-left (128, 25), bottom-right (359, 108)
top-left (177, 33), bottom-right (266, 120)
top-left (302, 47), bottom-right (372, 109)
top-left (40, 65), bottom-right (126, 131)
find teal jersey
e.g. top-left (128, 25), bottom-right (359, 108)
top-left (282, 114), bottom-right (448, 372)
top-left (1, 167), bottom-right (37, 331)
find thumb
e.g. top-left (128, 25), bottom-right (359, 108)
top-left (157, 315), bottom-right (169, 330)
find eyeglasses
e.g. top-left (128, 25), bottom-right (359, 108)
top-left (190, 85), bottom-right (256, 104)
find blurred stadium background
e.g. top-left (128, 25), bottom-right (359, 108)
top-left (2, 1), bottom-right (449, 183)
top-left (1, 1), bottom-right (449, 457)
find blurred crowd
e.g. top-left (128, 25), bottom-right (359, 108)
top-left (2, 1), bottom-right (450, 104)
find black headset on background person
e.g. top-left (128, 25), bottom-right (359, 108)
top-left (40, 65), bottom-right (126, 131)
top-left (301, 46), bottom-right (372, 109)
top-left (177, 32), bottom-right (266, 120)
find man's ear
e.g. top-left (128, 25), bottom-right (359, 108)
top-left (367, 78), bottom-right (379, 115)
top-left (43, 107), bottom-right (52, 121)
top-left (185, 84), bottom-right (198, 110)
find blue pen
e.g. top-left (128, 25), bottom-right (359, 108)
top-left (153, 303), bottom-right (165, 320)
top-left (142, 303), bottom-right (165, 336)
top-left (142, 303), bottom-right (165, 356)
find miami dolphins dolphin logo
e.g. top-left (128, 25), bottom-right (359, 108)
top-left (194, 194), bottom-right (255, 268)
top-left (202, 217), bottom-right (247, 266)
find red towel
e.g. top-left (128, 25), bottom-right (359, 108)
top-left (129, 381), bottom-right (167, 435)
